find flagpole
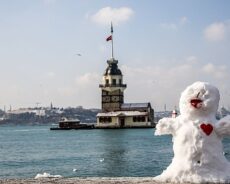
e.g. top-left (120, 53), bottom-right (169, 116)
top-left (111, 22), bottom-right (114, 59)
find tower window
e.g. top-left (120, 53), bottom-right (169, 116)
top-left (112, 79), bottom-right (116, 85)
top-left (106, 79), bottom-right (109, 85)
top-left (119, 79), bottom-right (122, 84)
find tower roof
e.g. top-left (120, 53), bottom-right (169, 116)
top-left (104, 58), bottom-right (122, 76)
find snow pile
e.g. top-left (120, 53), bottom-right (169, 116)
top-left (35, 172), bottom-right (62, 179)
top-left (155, 81), bottom-right (230, 183)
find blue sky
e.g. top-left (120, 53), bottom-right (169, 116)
top-left (0, 0), bottom-right (230, 111)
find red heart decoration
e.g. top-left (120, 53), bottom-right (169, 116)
top-left (200, 123), bottom-right (213, 136)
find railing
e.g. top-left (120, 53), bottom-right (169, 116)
top-left (99, 84), bottom-right (127, 88)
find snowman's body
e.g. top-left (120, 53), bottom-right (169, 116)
top-left (155, 82), bottom-right (230, 183)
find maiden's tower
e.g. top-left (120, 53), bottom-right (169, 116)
top-left (96, 24), bottom-right (154, 128)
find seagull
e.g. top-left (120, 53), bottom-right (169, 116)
top-left (73, 168), bottom-right (78, 172)
top-left (75, 53), bottom-right (82, 56)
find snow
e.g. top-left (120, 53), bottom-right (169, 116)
top-left (155, 81), bottom-right (230, 183)
top-left (34, 172), bottom-right (62, 179)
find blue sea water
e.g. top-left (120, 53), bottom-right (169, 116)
top-left (0, 125), bottom-right (230, 179)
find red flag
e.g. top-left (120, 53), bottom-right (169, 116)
top-left (106, 35), bottom-right (112, 41)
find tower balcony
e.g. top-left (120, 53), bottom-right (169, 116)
top-left (99, 84), bottom-right (127, 88)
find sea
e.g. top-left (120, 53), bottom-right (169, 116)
top-left (0, 125), bottom-right (230, 179)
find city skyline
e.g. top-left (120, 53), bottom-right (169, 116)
top-left (0, 0), bottom-right (230, 111)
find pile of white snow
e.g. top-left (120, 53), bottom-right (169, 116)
top-left (155, 81), bottom-right (230, 183)
top-left (35, 172), bottom-right (62, 179)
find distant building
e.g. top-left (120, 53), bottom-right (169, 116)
top-left (7, 108), bottom-right (46, 116)
top-left (96, 24), bottom-right (154, 128)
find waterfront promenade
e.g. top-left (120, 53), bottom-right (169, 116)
top-left (0, 177), bottom-right (160, 184)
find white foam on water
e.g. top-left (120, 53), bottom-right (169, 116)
top-left (12, 128), bottom-right (47, 132)
top-left (35, 172), bottom-right (62, 179)
top-left (99, 158), bottom-right (104, 162)
top-left (155, 82), bottom-right (230, 183)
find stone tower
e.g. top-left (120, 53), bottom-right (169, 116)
top-left (99, 58), bottom-right (126, 112)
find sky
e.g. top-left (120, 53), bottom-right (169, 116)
top-left (0, 0), bottom-right (230, 111)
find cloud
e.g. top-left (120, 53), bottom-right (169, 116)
top-left (53, 73), bottom-right (101, 108)
top-left (160, 16), bottom-right (188, 31)
top-left (120, 61), bottom-right (230, 110)
top-left (57, 87), bottom-right (75, 97)
top-left (75, 73), bottom-right (100, 87)
top-left (160, 23), bottom-right (178, 31)
top-left (90, 6), bottom-right (134, 26)
top-left (186, 56), bottom-right (198, 64)
top-left (47, 72), bottom-right (56, 78)
top-left (180, 16), bottom-right (188, 25)
top-left (202, 63), bottom-right (227, 79)
top-left (204, 20), bottom-right (230, 42)
top-left (99, 45), bottom-right (106, 53)
top-left (204, 22), bottom-right (226, 42)
top-left (2, 61), bottom-right (230, 110)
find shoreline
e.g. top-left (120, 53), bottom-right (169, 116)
top-left (0, 177), bottom-right (160, 184)
top-left (1, 177), bottom-right (228, 184)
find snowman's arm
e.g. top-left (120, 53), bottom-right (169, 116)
top-left (215, 115), bottom-right (230, 137)
top-left (155, 117), bottom-right (177, 136)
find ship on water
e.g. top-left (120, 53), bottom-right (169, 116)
top-left (50, 117), bottom-right (94, 130)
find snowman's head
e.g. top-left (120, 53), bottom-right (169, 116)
top-left (179, 81), bottom-right (220, 117)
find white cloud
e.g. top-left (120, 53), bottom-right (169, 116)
top-left (180, 16), bottom-right (188, 24)
top-left (204, 22), bottom-right (226, 42)
top-left (73, 73), bottom-right (101, 108)
top-left (99, 45), bottom-right (106, 53)
top-left (47, 72), bottom-right (56, 78)
top-left (186, 56), bottom-right (198, 64)
top-left (121, 61), bottom-right (230, 111)
top-left (160, 16), bottom-right (188, 31)
top-left (90, 6), bottom-right (134, 26)
top-left (160, 23), bottom-right (178, 31)
top-left (1, 62), bottom-right (229, 111)
top-left (57, 87), bottom-right (75, 97)
top-left (76, 73), bottom-right (100, 87)
top-left (202, 63), bottom-right (227, 79)
top-left (53, 73), bottom-right (101, 108)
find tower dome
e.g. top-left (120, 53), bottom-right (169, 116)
top-left (104, 58), bottom-right (122, 76)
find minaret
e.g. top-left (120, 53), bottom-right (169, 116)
top-left (99, 23), bottom-right (127, 112)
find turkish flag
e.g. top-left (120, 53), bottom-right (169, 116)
top-left (106, 35), bottom-right (112, 41)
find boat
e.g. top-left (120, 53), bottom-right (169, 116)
top-left (50, 117), bottom-right (94, 130)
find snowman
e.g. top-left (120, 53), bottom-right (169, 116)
top-left (155, 81), bottom-right (230, 183)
